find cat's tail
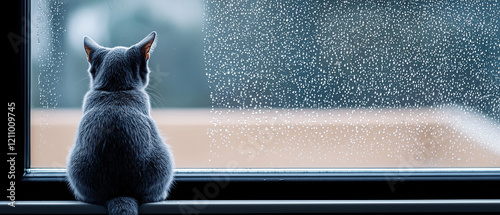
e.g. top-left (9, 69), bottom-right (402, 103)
top-left (106, 197), bottom-right (138, 215)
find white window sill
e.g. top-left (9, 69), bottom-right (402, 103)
top-left (2, 200), bottom-right (500, 214)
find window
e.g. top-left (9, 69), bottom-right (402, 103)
top-left (6, 0), bottom-right (500, 213)
top-left (29, 0), bottom-right (500, 169)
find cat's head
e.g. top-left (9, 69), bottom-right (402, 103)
top-left (83, 31), bottom-right (157, 91)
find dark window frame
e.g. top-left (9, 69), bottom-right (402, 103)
top-left (7, 0), bottom-right (500, 213)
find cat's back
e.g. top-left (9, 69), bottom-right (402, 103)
top-left (78, 89), bottom-right (155, 153)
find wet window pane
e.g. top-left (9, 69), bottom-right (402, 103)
top-left (31, 0), bottom-right (500, 168)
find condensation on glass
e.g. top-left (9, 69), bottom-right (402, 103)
top-left (204, 0), bottom-right (500, 168)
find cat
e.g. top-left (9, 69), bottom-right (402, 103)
top-left (67, 31), bottom-right (174, 215)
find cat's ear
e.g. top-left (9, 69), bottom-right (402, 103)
top-left (136, 31), bottom-right (157, 61)
top-left (83, 36), bottom-right (101, 62)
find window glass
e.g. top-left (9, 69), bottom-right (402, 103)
top-left (31, 0), bottom-right (500, 168)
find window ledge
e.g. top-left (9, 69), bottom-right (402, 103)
top-left (2, 200), bottom-right (500, 214)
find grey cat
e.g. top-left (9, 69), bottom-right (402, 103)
top-left (67, 31), bottom-right (174, 215)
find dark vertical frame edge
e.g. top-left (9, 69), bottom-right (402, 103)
top-left (22, 0), bottom-right (31, 177)
top-left (4, 0), bottom-right (30, 203)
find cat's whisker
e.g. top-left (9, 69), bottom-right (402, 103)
top-left (146, 86), bottom-right (166, 107)
top-left (74, 76), bottom-right (90, 86)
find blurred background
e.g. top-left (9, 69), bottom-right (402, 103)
top-left (30, 0), bottom-right (500, 168)
top-left (31, 0), bottom-right (209, 108)
top-left (31, 0), bottom-right (499, 118)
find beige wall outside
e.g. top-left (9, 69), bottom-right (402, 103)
top-left (31, 108), bottom-right (500, 168)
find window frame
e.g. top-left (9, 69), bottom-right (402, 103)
top-left (7, 0), bottom-right (500, 213)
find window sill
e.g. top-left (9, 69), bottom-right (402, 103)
top-left (15, 168), bottom-right (500, 203)
top-left (2, 199), bottom-right (500, 214)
